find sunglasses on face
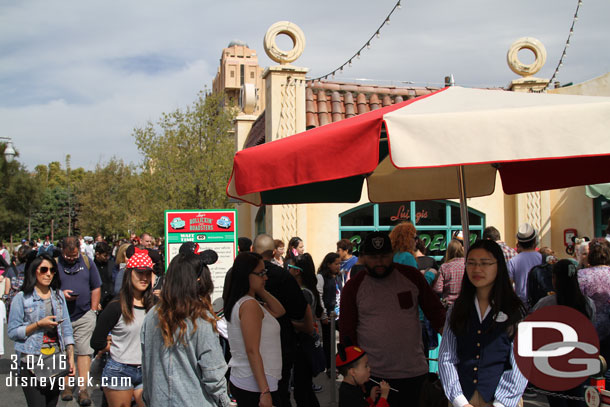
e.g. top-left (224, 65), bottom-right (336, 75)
top-left (38, 266), bottom-right (57, 274)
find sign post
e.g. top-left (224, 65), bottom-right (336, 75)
top-left (165, 209), bottom-right (237, 302)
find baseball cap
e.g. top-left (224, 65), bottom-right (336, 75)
top-left (126, 247), bottom-right (154, 269)
top-left (361, 232), bottom-right (393, 255)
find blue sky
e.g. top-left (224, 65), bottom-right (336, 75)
top-left (1, 0), bottom-right (608, 170)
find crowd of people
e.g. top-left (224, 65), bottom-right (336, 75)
top-left (1, 220), bottom-right (609, 407)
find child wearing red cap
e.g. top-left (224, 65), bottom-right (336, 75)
top-left (337, 344), bottom-right (391, 407)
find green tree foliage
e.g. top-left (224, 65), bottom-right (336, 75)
top-left (75, 158), bottom-right (140, 239)
top-left (27, 159), bottom-right (81, 240)
top-left (0, 144), bottom-right (41, 242)
top-left (133, 91), bottom-right (236, 235)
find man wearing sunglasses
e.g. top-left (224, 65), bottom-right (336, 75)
top-left (57, 236), bottom-right (102, 406)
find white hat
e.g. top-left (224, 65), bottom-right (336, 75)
top-left (516, 223), bottom-right (537, 243)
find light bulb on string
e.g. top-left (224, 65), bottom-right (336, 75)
top-left (376, 31), bottom-right (380, 39)
top-left (348, 60), bottom-right (352, 67)
top-left (386, 18), bottom-right (390, 24)
top-left (397, 1), bottom-right (401, 9)
top-left (366, 42), bottom-right (371, 49)
top-left (356, 53), bottom-right (361, 59)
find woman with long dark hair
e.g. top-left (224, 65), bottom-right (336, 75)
top-left (285, 237), bottom-right (305, 264)
top-left (91, 248), bottom-right (154, 407)
top-left (317, 252), bottom-right (341, 372)
top-left (286, 253), bottom-right (322, 407)
top-left (8, 253), bottom-right (75, 407)
top-left (140, 251), bottom-right (230, 406)
top-left (532, 259), bottom-right (595, 407)
top-left (438, 240), bottom-right (527, 407)
top-left (225, 252), bottom-right (285, 407)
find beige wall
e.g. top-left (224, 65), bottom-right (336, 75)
top-left (550, 187), bottom-right (594, 257)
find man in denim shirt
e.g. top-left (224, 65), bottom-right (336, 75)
top-left (57, 236), bottom-right (102, 406)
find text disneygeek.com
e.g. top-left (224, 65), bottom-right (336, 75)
top-left (6, 375), bottom-right (131, 390)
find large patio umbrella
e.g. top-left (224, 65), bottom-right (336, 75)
top-left (227, 86), bottom-right (610, 250)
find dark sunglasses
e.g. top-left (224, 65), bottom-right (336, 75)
top-left (38, 266), bottom-right (57, 274)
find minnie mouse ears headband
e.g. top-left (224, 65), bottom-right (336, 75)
top-left (179, 242), bottom-right (218, 265)
top-left (125, 245), bottom-right (161, 264)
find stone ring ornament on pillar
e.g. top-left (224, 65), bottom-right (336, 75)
top-left (507, 37), bottom-right (547, 77)
top-left (264, 21), bottom-right (306, 64)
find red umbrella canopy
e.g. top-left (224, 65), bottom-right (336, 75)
top-left (227, 86), bottom-right (610, 206)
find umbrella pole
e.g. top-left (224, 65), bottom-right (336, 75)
top-left (457, 166), bottom-right (471, 253)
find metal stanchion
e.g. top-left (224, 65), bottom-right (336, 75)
top-left (329, 311), bottom-right (337, 406)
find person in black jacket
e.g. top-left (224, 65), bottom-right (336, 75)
top-left (337, 344), bottom-right (390, 407)
top-left (526, 247), bottom-right (556, 309)
top-left (94, 242), bottom-right (116, 309)
top-left (317, 252), bottom-right (341, 371)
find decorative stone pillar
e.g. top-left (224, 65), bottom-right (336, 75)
top-left (262, 21), bottom-right (309, 245)
top-left (508, 37), bottom-right (552, 247)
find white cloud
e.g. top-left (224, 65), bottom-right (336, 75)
top-left (1, 0), bottom-right (608, 170)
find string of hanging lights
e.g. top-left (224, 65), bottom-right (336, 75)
top-left (306, 0), bottom-right (403, 83)
top-left (538, 0), bottom-right (583, 92)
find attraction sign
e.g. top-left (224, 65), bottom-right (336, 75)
top-left (165, 209), bottom-right (237, 301)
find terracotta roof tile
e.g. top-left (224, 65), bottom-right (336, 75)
top-left (243, 80), bottom-right (443, 148)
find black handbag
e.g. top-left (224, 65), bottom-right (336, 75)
top-left (28, 348), bottom-right (71, 379)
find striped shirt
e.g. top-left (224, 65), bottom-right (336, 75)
top-left (438, 300), bottom-right (528, 407)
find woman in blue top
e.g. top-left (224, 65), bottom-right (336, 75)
top-left (438, 240), bottom-right (527, 407)
top-left (8, 252), bottom-right (75, 407)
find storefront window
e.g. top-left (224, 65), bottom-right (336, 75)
top-left (340, 204), bottom-right (374, 228)
top-left (339, 200), bottom-right (485, 260)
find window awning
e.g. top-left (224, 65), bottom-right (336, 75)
top-left (586, 183), bottom-right (610, 200)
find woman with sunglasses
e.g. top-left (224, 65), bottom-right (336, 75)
top-left (8, 253), bottom-right (75, 407)
top-left (225, 252), bottom-right (286, 407)
top-left (90, 248), bottom-right (154, 407)
top-left (140, 250), bottom-right (230, 406)
top-left (438, 240), bottom-right (527, 407)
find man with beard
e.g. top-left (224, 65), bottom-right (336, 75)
top-left (57, 236), bottom-right (102, 406)
top-left (339, 232), bottom-right (445, 407)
